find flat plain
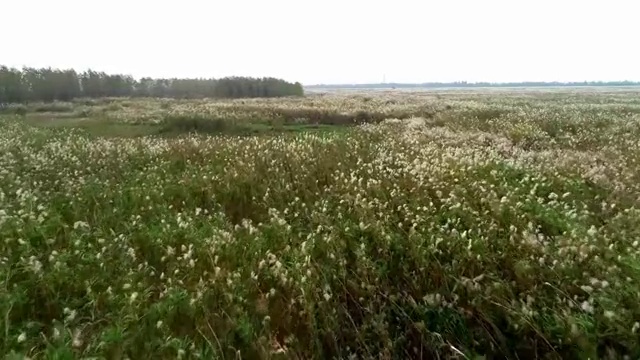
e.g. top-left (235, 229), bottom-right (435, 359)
top-left (2, 88), bottom-right (640, 358)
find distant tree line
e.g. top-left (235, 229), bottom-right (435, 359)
top-left (0, 65), bottom-right (304, 104)
top-left (308, 81), bottom-right (640, 89)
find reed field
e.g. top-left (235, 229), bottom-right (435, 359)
top-left (2, 88), bottom-right (640, 358)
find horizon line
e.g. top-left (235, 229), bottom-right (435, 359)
top-left (304, 80), bottom-right (640, 87)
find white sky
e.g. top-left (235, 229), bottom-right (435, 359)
top-left (2, 0), bottom-right (639, 84)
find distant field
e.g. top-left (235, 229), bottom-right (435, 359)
top-left (2, 89), bottom-right (640, 358)
top-left (305, 85), bottom-right (640, 94)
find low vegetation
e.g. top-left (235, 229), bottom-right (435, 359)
top-left (1, 89), bottom-right (640, 358)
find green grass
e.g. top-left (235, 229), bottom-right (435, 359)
top-left (23, 112), bottom-right (350, 138)
top-left (24, 116), bottom-right (161, 138)
top-left (2, 90), bottom-right (640, 358)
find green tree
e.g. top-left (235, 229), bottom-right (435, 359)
top-left (0, 64), bottom-right (304, 103)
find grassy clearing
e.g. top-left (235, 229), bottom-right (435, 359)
top-left (23, 117), bottom-right (159, 138)
top-left (2, 90), bottom-right (640, 358)
top-left (17, 100), bottom-right (356, 138)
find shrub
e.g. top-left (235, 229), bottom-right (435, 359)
top-left (160, 114), bottom-right (232, 134)
top-left (13, 105), bottom-right (28, 116)
top-left (32, 102), bottom-right (74, 113)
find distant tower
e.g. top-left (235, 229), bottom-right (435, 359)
top-left (383, 74), bottom-right (386, 84)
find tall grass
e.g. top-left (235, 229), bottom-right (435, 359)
top-left (2, 90), bottom-right (640, 358)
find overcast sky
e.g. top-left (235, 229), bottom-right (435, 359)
top-left (2, 0), bottom-right (638, 84)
